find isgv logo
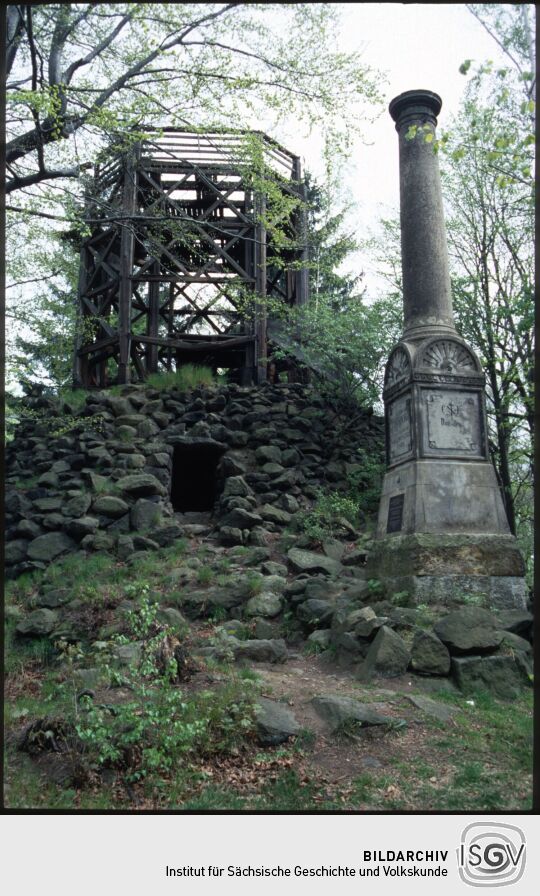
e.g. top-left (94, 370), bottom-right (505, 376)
top-left (458, 822), bottom-right (526, 887)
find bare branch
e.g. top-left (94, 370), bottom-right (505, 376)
top-left (6, 166), bottom-right (81, 193)
top-left (466, 5), bottom-right (525, 76)
top-left (62, 13), bottom-right (133, 84)
top-left (7, 5), bottom-right (25, 76)
top-left (7, 270), bottom-right (63, 290)
top-left (6, 204), bottom-right (72, 221)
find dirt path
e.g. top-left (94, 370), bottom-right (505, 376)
top-left (248, 653), bottom-right (455, 787)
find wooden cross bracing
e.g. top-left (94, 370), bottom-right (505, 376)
top-left (74, 129), bottom-right (308, 387)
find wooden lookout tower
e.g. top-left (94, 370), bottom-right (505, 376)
top-left (73, 129), bottom-right (309, 388)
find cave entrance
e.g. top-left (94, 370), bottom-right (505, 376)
top-left (171, 443), bottom-right (222, 512)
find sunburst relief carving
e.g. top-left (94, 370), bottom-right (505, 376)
top-left (420, 340), bottom-right (476, 373)
top-left (386, 347), bottom-right (411, 387)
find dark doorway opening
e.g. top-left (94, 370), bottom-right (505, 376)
top-left (171, 444), bottom-right (222, 512)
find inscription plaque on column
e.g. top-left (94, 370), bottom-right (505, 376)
top-left (387, 494), bottom-right (405, 533)
top-left (422, 389), bottom-right (483, 457)
top-left (388, 394), bottom-right (412, 465)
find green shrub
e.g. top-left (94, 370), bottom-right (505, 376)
top-left (295, 490), bottom-right (361, 542)
top-left (345, 448), bottom-right (385, 515)
top-left (74, 598), bottom-right (258, 784)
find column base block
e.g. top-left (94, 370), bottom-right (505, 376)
top-left (367, 533), bottom-right (527, 609)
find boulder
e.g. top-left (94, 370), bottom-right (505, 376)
top-left (27, 532), bottom-right (77, 562)
top-left (156, 607), bottom-right (187, 631)
top-left (222, 476), bottom-right (252, 498)
top-left (352, 607), bottom-right (387, 639)
top-left (130, 498), bottom-right (163, 531)
top-left (37, 471), bottom-right (59, 488)
top-left (63, 493), bottom-right (92, 518)
top-left (310, 695), bottom-right (390, 731)
top-left (86, 532), bottom-right (115, 552)
top-left (106, 396), bottom-right (132, 417)
top-left (255, 698), bottom-right (301, 746)
top-left (42, 513), bottom-right (65, 531)
top-left (132, 535), bottom-right (160, 552)
top-left (218, 456), bottom-right (246, 477)
top-left (451, 655), bottom-right (531, 699)
top-left (92, 495), bottom-right (130, 518)
top-left (433, 607), bottom-right (502, 655)
top-left (113, 643), bottom-right (143, 667)
top-left (15, 520), bottom-right (42, 540)
top-left (5, 539), bottom-right (29, 565)
top-left (253, 619), bottom-right (280, 640)
top-left (244, 592), bottom-right (282, 618)
top-left (249, 527), bottom-right (273, 547)
top-left (287, 547), bottom-right (341, 577)
top-left (218, 526), bottom-right (244, 546)
top-left (259, 504), bottom-right (291, 525)
top-left (116, 473), bottom-right (166, 498)
top-left (497, 631), bottom-right (532, 654)
top-left (255, 446), bottom-right (282, 465)
top-left (151, 523), bottom-right (185, 547)
top-left (261, 561), bottom-right (288, 578)
top-left (66, 516), bottom-right (100, 540)
top-left (122, 454), bottom-right (146, 470)
top-left (233, 638), bottom-right (288, 663)
top-left (228, 546), bottom-right (271, 566)
top-left (410, 630), bottom-right (451, 675)
top-left (35, 589), bottom-right (72, 609)
top-left (296, 599), bottom-right (334, 627)
top-left (16, 608), bottom-right (58, 636)
top-left (279, 494), bottom-right (300, 513)
top-left (117, 535), bottom-right (135, 561)
top-left (137, 419), bottom-right (160, 438)
top-left (33, 498), bottom-right (63, 513)
top-left (182, 587), bottom-right (243, 617)
top-left (261, 575), bottom-right (287, 594)
top-left (322, 539), bottom-right (346, 562)
top-left (307, 629), bottom-right (331, 649)
top-left (361, 626), bottom-right (411, 679)
top-left (222, 508), bottom-right (263, 529)
top-left (496, 609), bottom-right (533, 640)
top-left (342, 547), bottom-right (368, 567)
top-left (303, 578), bottom-right (335, 601)
top-left (404, 694), bottom-right (457, 723)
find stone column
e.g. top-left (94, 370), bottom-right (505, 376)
top-left (389, 90), bottom-right (455, 340)
top-left (367, 89), bottom-right (527, 610)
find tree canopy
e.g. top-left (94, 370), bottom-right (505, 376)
top-left (6, 3), bottom-right (384, 394)
top-left (6, 3), bottom-right (381, 194)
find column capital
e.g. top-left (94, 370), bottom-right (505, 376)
top-left (389, 89), bottom-right (442, 131)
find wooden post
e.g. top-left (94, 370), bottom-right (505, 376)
top-left (292, 156), bottom-right (309, 307)
top-left (73, 242), bottom-right (89, 387)
top-left (241, 186), bottom-right (256, 383)
top-left (254, 190), bottom-right (267, 384)
top-left (290, 156), bottom-right (310, 383)
top-left (117, 145), bottom-right (138, 384)
top-left (167, 282), bottom-right (175, 370)
top-left (147, 260), bottom-right (160, 374)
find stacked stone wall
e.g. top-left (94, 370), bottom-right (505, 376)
top-left (5, 382), bottom-right (384, 578)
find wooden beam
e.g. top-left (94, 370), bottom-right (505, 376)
top-left (117, 146), bottom-right (138, 383)
top-left (133, 334), bottom-right (254, 351)
top-left (78, 334), bottom-right (118, 356)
